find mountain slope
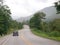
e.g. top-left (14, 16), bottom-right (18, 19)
top-left (16, 6), bottom-right (60, 22)
top-left (16, 15), bottom-right (33, 22)
top-left (41, 6), bottom-right (60, 21)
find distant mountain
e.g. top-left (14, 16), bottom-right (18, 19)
top-left (16, 6), bottom-right (60, 22)
top-left (16, 15), bottom-right (33, 22)
top-left (41, 6), bottom-right (60, 22)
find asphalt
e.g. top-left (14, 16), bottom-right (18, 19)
top-left (0, 25), bottom-right (60, 45)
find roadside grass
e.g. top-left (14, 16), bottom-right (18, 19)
top-left (0, 34), bottom-right (6, 38)
top-left (31, 29), bottom-right (60, 41)
top-left (0, 28), bottom-right (23, 38)
top-left (0, 29), bottom-right (14, 38)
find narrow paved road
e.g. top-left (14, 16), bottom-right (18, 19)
top-left (0, 25), bottom-right (60, 45)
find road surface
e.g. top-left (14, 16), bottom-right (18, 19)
top-left (0, 25), bottom-right (60, 45)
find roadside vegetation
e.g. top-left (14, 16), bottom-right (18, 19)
top-left (29, 1), bottom-right (60, 41)
top-left (0, 1), bottom-right (23, 37)
top-left (31, 28), bottom-right (60, 41)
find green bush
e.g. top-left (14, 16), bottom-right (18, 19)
top-left (49, 31), bottom-right (60, 37)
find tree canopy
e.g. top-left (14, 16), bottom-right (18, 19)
top-left (54, 1), bottom-right (60, 14)
top-left (29, 12), bottom-right (46, 29)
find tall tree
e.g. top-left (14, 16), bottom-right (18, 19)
top-left (29, 12), bottom-right (46, 29)
top-left (0, 4), bottom-right (11, 36)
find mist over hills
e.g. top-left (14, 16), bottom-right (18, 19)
top-left (16, 6), bottom-right (60, 22)
top-left (41, 6), bottom-right (60, 22)
top-left (16, 15), bottom-right (33, 22)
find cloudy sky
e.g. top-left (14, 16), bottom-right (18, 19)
top-left (4, 0), bottom-right (58, 19)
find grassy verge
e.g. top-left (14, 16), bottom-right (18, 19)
top-left (0, 28), bottom-right (23, 38)
top-left (31, 29), bottom-right (60, 41)
top-left (0, 29), bottom-right (17, 38)
top-left (0, 29), bottom-right (13, 38)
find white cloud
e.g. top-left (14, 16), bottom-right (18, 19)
top-left (4, 0), bottom-right (58, 19)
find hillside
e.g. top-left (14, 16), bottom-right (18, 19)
top-left (16, 6), bottom-right (60, 22)
top-left (41, 6), bottom-right (60, 22)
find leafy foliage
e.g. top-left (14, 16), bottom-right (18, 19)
top-left (0, 2), bottom-right (23, 36)
top-left (54, 1), bottom-right (60, 14)
top-left (0, 4), bottom-right (11, 36)
top-left (29, 11), bottom-right (60, 37)
top-left (29, 12), bottom-right (46, 29)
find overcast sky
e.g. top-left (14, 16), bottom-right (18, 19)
top-left (4, 0), bottom-right (58, 19)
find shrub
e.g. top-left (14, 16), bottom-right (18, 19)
top-left (49, 31), bottom-right (60, 37)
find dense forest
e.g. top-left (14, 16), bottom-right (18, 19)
top-left (0, 0), bottom-right (23, 36)
top-left (29, 1), bottom-right (60, 41)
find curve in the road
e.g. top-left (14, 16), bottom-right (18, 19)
top-left (20, 33), bottom-right (33, 45)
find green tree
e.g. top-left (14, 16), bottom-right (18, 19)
top-left (0, 0), bottom-right (23, 36)
top-left (29, 12), bottom-right (46, 29)
top-left (0, 4), bottom-right (11, 36)
top-left (54, 1), bottom-right (60, 14)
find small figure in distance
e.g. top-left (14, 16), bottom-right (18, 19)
top-left (13, 31), bottom-right (19, 36)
